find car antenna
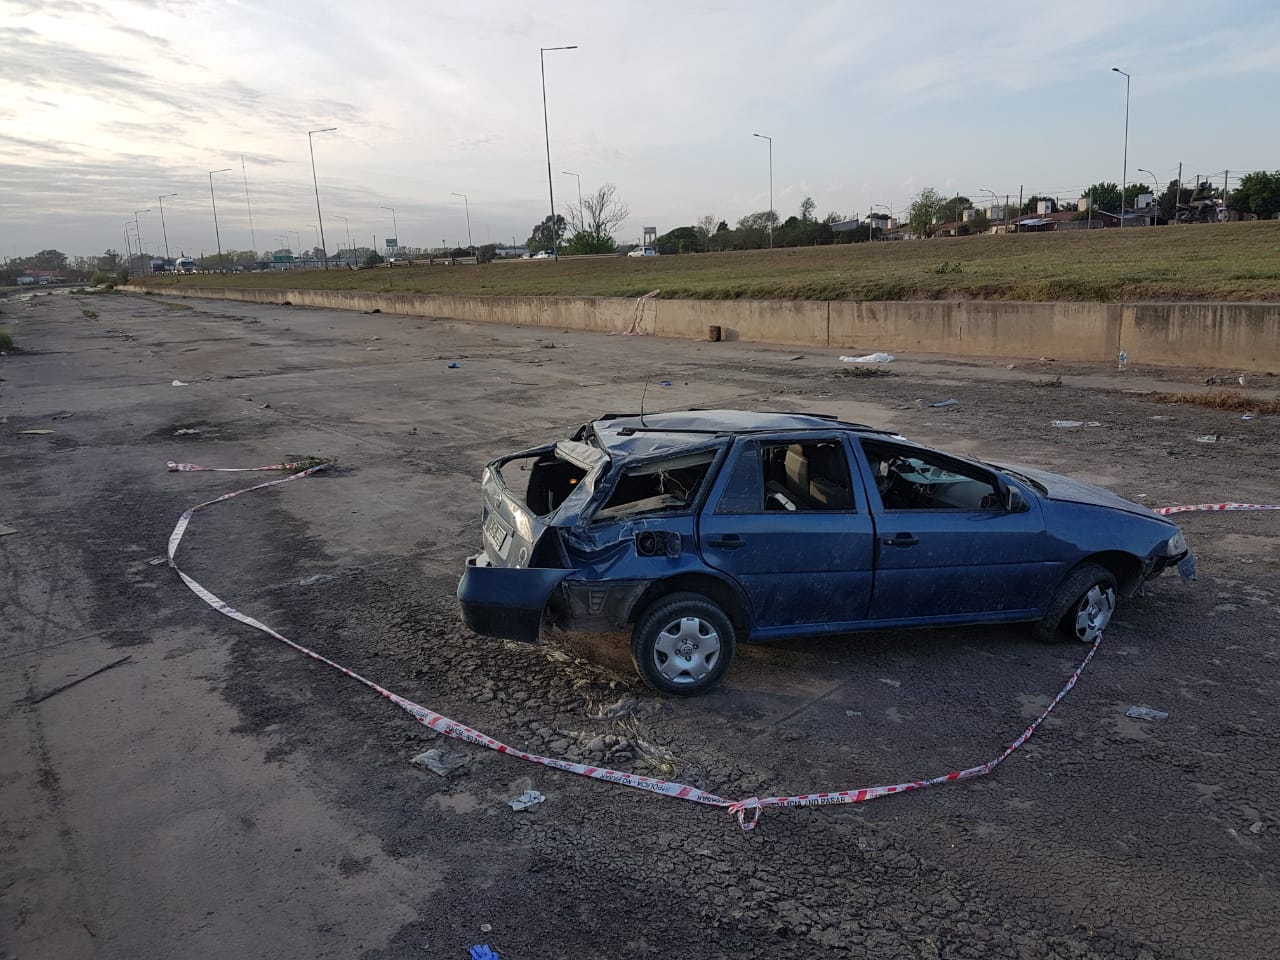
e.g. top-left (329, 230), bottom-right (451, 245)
top-left (640, 367), bottom-right (653, 427)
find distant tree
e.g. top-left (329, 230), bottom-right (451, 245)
top-left (908, 187), bottom-right (944, 237)
top-left (1230, 170), bottom-right (1280, 220)
top-left (562, 231), bottom-right (617, 255)
top-left (1081, 183), bottom-right (1120, 213)
top-left (823, 211), bottom-right (846, 224)
top-left (937, 196), bottom-right (972, 225)
top-left (29, 249), bottom-right (68, 270)
top-left (525, 214), bottom-right (567, 252)
top-left (694, 214), bottom-right (718, 251)
top-left (1123, 183), bottom-right (1151, 207)
top-left (97, 249), bottom-right (121, 272)
top-left (1157, 180), bottom-right (1194, 221)
top-left (364, 252), bottom-right (384, 267)
top-left (653, 226), bottom-right (700, 255)
top-left (737, 210), bottom-right (779, 231)
top-left (799, 196), bottom-right (816, 222)
top-left (566, 183), bottom-right (629, 249)
top-left (970, 211), bottom-right (990, 234)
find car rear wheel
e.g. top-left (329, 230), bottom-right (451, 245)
top-left (1033, 562), bottom-right (1118, 644)
top-left (631, 593), bottom-right (736, 696)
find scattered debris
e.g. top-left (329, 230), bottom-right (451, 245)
top-left (839, 365), bottom-right (884, 379)
top-left (32, 656), bottom-right (133, 704)
top-left (840, 352), bottom-right (894, 363)
top-left (448, 362), bottom-right (460, 369)
top-left (51, 413), bottom-right (75, 420)
top-left (470, 945), bottom-right (499, 960)
top-left (1125, 705), bottom-right (1169, 722)
top-left (877, 678), bottom-right (902, 688)
top-left (171, 379), bottom-right (188, 386)
top-left (1242, 413), bottom-right (1256, 421)
top-left (1117, 350), bottom-right (1128, 371)
top-left (145, 555), bottom-right (167, 565)
top-left (173, 428), bottom-right (200, 436)
top-left (298, 574), bottom-right (334, 586)
top-left (845, 709), bottom-right (862, 718)
top-left (1037, 374), bottom-right (1063, 388)
top-left (788, 355), bottom-right (805, 361)
top-left (1152, 390), bottom-right (1279, 415)
top-left (0, 523), bottom-right (17, 537)
top-left (479, 925), bottom-right (493, 935)
top-left (411, 749), bottom-right (469, 777)
top-left (591, 696), bottom-right (639, 720)
top-left (1038, 357), bottom-right (1056, 362)
top-left (1196, 434), bottom-right (1220, 444)
top-left (1052, 420), bottom-right (1084, 428)
top-left (928, 399), bottom-right (959, 408)
top-left (1204, 374), bottom-right (1248, 386)
top-left (660, 380), bottom-right (672, 387)
top-left (508, 789), bottom-right (545, 811)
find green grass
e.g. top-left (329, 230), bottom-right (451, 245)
top-left (135, 222), bottom-right (1280, 303)
top-left (0, 330), bottom-right (14, 351)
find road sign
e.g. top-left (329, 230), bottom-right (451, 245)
top-left (385, 238), bottom-right (398, 248)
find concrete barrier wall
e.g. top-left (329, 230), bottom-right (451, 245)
top-left (134, 286), bottom-right (1280, 371)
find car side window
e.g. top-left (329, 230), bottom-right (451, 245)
top-left (716, 439), bottom-right (855, 514)
top-left (861, 440), bottom-right (1002, 511)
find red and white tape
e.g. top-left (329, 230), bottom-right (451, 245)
top-left (168, 462), bottom-right (1202, 830)
top-left (1151, 501), bottom-right (1280, 516)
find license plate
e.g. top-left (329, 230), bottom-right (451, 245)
top-left (484, 513), bottom-right (511, 555)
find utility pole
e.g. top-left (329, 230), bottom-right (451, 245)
top-left (1176, 162), bottom-right (1182, 223)
top-left (1223, 170), bottom-right (1229, 219)
top-left (241, 154), bottom-right (258, 256)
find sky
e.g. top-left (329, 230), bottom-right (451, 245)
top-left (2, 0), bottom-right (1278, 260)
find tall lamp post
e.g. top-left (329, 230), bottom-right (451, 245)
top-left (540, 44), bottom-right (578, 260)
top-left (1137, 168), bottom-right (1157, 220)
top-left (752, 132), bottom-right (773, 248)
top-left (451, 193), bottom-right (473, 252)
top-left (334, 215), bottom-right (353, 266)
top-left (307, 127), bottom-right (337, 268)
top-left (872, 203), bottom-right (893, 240)
top-left (157, 194), bottom-right (177, 264)
top-left (1111, 67), bottom-right (1130, 227)
top-left (379, 205), bottom-right (398, 256)
top-left (562, 170), bottom-right (583, 225)
top-left (979, 188), bottom-right (1000, 225)
top-left (208, 168), bottom-right (231, 270)
top-left (123, 222), bottom-right (134, 271)
top-left (133, 208), bottom-right (151, 261)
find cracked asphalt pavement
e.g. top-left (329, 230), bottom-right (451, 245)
top-left (2, 289), bottom-right (1278, 959)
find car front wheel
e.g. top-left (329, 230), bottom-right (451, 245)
top-left (631, 593), bottom-right (736, 696)
top-left (1033, 562), bottom-right (1118, 644)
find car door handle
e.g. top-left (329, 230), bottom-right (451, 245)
top-left (708, 534), bottom-right (744, 549)
top-left (883, 533), bottom-right (919, 547)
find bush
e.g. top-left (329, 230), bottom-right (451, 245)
top-left (0, 330), bottom-right (14, 351)
top-left (364, 252), bottom-right (384, 267)
top-left (115, 268), bottom-right (129, 285)
top-left (90, 270), bottom-right (111, 286)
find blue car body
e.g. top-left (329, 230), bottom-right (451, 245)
top-left (458, 410), bottom-right (1189, 653)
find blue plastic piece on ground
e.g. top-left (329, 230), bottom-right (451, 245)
top-left (448, 362), bottom-right (460, 369)
top-left (469, 946), bottom-right (499, 960)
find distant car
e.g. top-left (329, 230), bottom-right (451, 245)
top-left (627, 247), bottom-right (659, 257)
top-left (458, 410), bottom-right (1192, 696)
top-left (531, 250), bottom-right (555, 259)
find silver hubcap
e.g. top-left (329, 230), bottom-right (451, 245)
top-left (652, 616), bottom-right (721, 685)
top-left (1073, 584), bottom-right (1115, 642)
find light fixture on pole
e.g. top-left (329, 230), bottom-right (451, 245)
top-left (157, 194), bottom-right (177, 264)
top-left (1137, 168), bottom-right (1157, 209)
top-left (562, 170), bottom-right (583, 224)
top-left (1111, 67), bottom-right (1130, 227)
top-left (123, 221), bottom-right (134, 270)
top-left (451, 193), bottom-right (473, 252)
top-left (980, 188), bottom-right (1000, 223)
top-left (133, 209), bottom-right (151, 261)
top-left (872, 203), bottom-right (893, 240)
top-left (307, 127), bottom-right (337, 268)
top-left (334, 215), bottom-right (353, 266)
top-left (379, 205), bottom-right (398, 256)
top-left (540, 44), bottom-right (578, 260)
top-left (208, 168), bottom-right (231, 270)
top-left (292, 231), bottom-right (303, 259)
top-left (752, 133), bottom-right (773, 248)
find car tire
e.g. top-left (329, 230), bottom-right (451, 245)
top-left (631, 593), bottom-right (736, 696)
top-left (1033, 562), bottom-right (1118, 644)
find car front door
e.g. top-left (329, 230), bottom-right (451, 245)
top-left (698, 435), bottom-right (876, 637)
top-left (856, 438), bottom-right (1052, 622)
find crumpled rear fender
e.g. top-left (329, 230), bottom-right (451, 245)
top-left (457, 557), bottom-right (572, 643)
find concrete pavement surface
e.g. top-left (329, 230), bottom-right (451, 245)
top-left (2, 289), bottom-right (1278, 959)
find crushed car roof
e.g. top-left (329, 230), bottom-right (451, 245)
top-left (588, 409), bottom-right (892, 459)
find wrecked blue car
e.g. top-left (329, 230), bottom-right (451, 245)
top-left (458, 411), bottom-right (1190, 695)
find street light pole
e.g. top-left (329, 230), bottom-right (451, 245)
top-left (379, 206), bottom-right (398, 256)
top-left (157, 194), bottom-right (177, 264)
top-left (307, 127), bottom-right (337, 268)
top-left (133, 208), bottom-right (151, 261)
top-left (208, 168), bottom-right (231, 270)
top-left (1112, 67), bottom-right (1130, 227)
top-left (1137, 168), bottom-right (1157, 222)
top-left (240, 154), bottom-right (258, 256)
top-left (980, 188), bottom-right (1000, 225)
top-left (562, 170), bottom-right (583, 226)
top-left (451, 193), bottom-right (473, 251)
top-left (123, 222), bottom-right (134, 271)
top-left (540, 44), bottom-right (578, 260)
top-left (334, 215), bottom-right (353, 266)
top-left (753, 133), bottom-right (773, 248)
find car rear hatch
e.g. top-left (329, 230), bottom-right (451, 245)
top-left (457, 440), bottom-right (608, 641)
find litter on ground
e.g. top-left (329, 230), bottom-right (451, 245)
top-left (1126, 706), bottom-right (1169, 722)
top-left (508, 790), bottom-right (545, 811)
top-left (411, 749), bottom-right (469, 777)
top-left (840, 352), bottom-right (894, 363)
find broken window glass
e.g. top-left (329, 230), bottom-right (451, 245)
top-left (593, 450), bottom-right (716, 522)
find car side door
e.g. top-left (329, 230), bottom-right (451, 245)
top-left (855, 438), bottom-right (1052, 623)
top-left (698, 434), bottom-right (876, 637)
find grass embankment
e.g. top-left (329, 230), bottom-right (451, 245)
top-left (137, 222), bottom-right (1280, 303)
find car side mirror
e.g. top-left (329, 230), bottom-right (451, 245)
top-left (1005, 486), bottom-right (1027, 513)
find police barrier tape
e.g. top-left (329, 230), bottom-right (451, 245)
top-left (1151, 502), bottom-right (1280, 516)
top-left (168, 463), bottom-right (1259, 830)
